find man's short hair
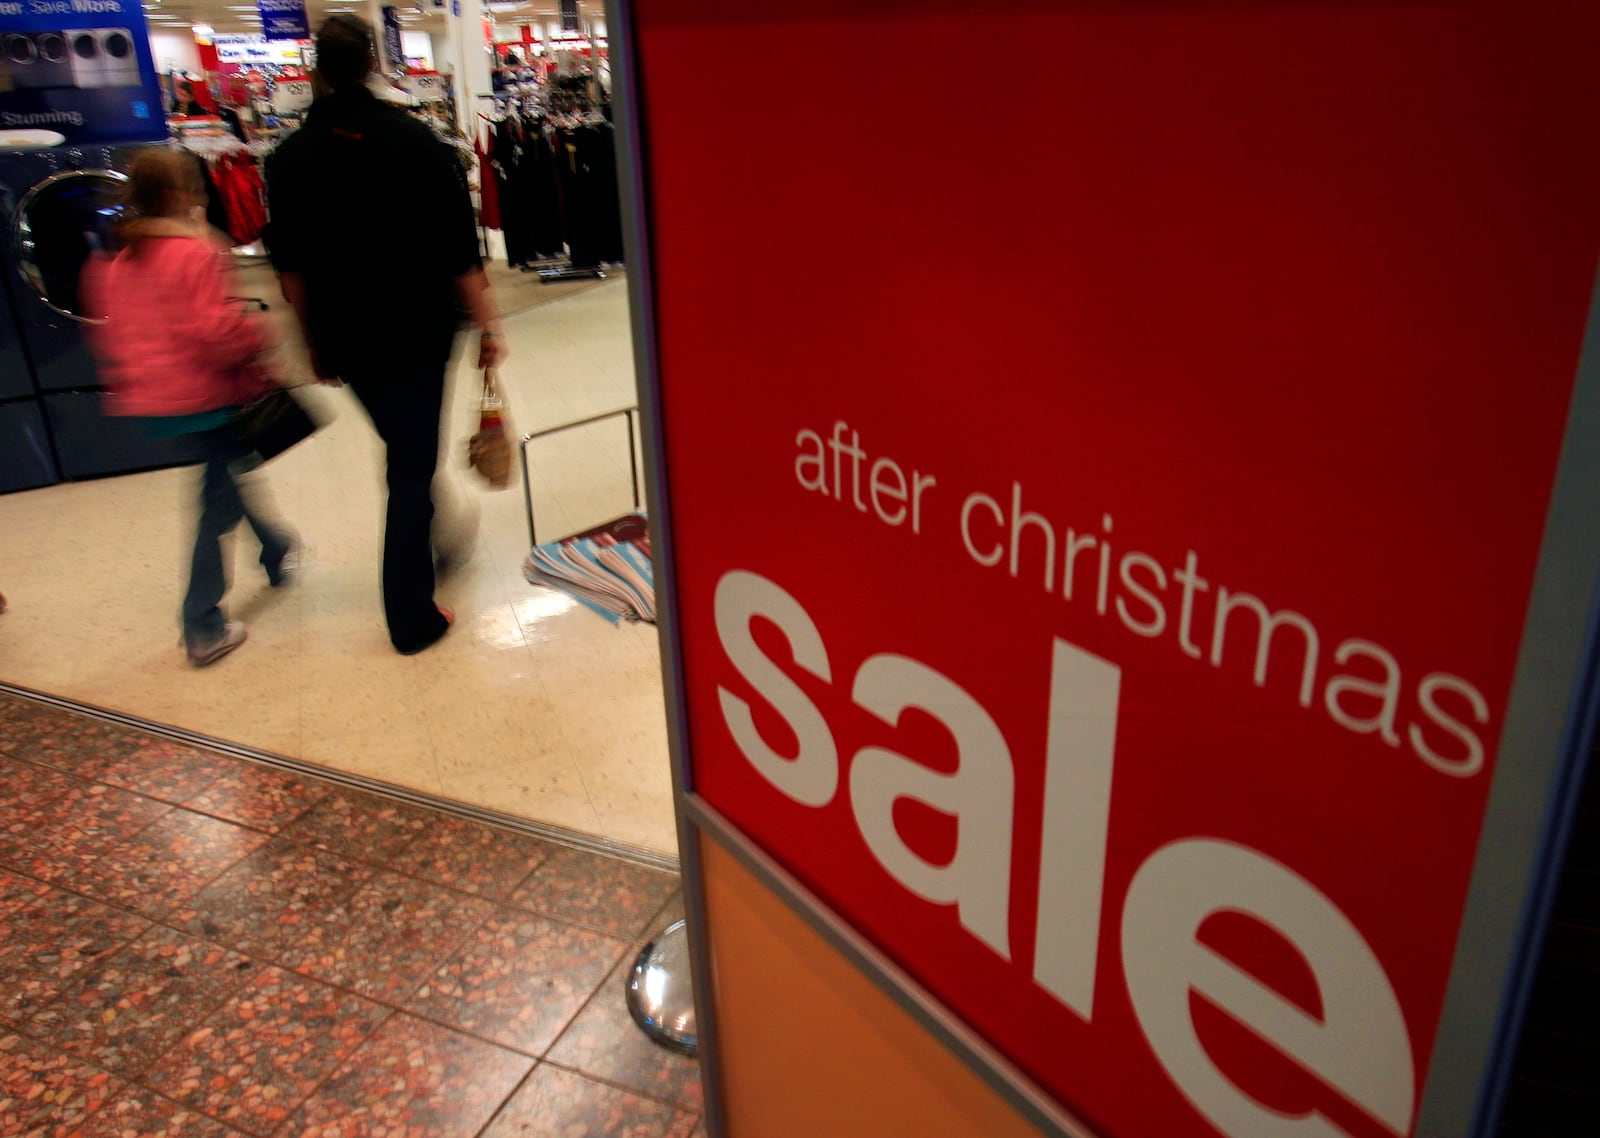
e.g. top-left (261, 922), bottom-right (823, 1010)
top-left (316, 14), bottom-right (375, 90)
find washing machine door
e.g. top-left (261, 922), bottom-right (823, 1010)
top-left (13, 168), bottom-right (126, 322)
top-left (4, 34), bottom-right (36, 65)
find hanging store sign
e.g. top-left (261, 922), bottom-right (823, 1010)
top-left (214, 34), bottom-right (306, 66)
top-left (401, 71), bottom-right (443, 101)
top-left (0, 0), bottom-right (166, 145)
top-left (380, 6), bottom-right (403, 72)
top-left (258, 0), bottom-right (309, 42)
top-left (634, 1), bottom-right (1600, 1136)
top-left (271, 76), bottom-right (311, 111)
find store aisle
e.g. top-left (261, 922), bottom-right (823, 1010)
top-left (0, 690), bottom-right (701, 1138)
top-left (0, 277), bottom-right (677, 855)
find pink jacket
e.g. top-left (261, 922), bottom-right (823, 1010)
top-left (82, 222), bottom-right (278, 418)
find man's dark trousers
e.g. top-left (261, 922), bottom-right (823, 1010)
top-left (346, 360), bottom-right (450, 655)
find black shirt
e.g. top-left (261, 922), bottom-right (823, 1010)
top-left (264, 86), bottom-right (481, 372)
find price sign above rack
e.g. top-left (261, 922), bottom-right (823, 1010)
top-left (271, 78), bottom-right (313, 112)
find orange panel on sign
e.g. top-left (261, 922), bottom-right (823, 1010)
top-left (701, 836), bottom-right (1058, 1138)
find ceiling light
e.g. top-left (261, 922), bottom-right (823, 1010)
top-left (193, 23), bottom-right (214, 34)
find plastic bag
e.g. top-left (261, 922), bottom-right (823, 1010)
top-left (467, 368), bottom-right (513, 490)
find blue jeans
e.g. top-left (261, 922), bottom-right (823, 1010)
top-left (181, 424), bottom-right (292, 653)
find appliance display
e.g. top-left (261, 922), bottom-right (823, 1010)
top-left (0, 148), bottom-right (199, 491)
top-left (65, 29), bottom-right (140, 89)
top-left (0, 1), bottom-right (167, 146)
top-left (3, 32), bottom-right (73, 89)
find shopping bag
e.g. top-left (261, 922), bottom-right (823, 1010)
top-left (237, 387), bottom-right (318, 463)
top-left (468, 369), bottom-right (513, 490)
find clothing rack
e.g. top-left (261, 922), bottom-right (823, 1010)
top-left (175, 135), bottom-right (274, 162)
top-left (479, 86), bottom-right (623, 281)
top-left (173, 136), bottom-right (271, 257)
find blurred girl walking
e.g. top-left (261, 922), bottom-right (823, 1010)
top-left (83, 149), bottom-right (297, 666)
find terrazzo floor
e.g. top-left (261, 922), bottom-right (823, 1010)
top-left (0, 690), bottom-right (703, 1138)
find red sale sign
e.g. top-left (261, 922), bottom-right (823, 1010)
top-left (626, 2), bottom-right (1600, 1136)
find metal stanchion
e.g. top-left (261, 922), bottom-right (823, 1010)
top-left (625, 919), bottom-right (697, 1055)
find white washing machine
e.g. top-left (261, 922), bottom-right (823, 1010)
top-left (99, 28), bottom-right (139, 87)
top-left (3, 32), bottom-right (74, 90)
top-left (66, 29), bottom-right (106, 89)
top-left (64, 28), bottom-right (139, 89)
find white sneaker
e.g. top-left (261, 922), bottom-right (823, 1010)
top-left (270, 543), bottom-right (304, 588)
top-left (189, 622), bottom-right (247, 667)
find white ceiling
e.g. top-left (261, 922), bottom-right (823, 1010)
top-left (140, 0), bottom-right (603, 40)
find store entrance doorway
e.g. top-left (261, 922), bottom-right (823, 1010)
top-left (0, 1), bottom-right (674, 862)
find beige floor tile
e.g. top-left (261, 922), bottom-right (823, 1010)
top-left (435, 739), bottom-right (604, 837)
top-left (69, 646), bottom-right (194, 727)
top-left (576, 738), bottom-right (679, 852)
top-left (0, 279), bottom-right (678, 856)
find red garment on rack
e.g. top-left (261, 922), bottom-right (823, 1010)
top-left (477, 129), bottom-right (502, 231)
top-left (213, 152), bottom-right (268, 245)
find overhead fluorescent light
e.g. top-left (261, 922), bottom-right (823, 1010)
top-left (193, 23), bottom-right (214, 34)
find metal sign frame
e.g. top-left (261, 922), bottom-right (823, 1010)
top-left (606, 2), bottom-right (1600, 1134)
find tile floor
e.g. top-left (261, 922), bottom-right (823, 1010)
top-left (0, 689), bottom-right (702, 1138)
top-left (0, 270), bottom-right (679, 856)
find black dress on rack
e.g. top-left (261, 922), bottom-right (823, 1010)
top-left (525, 117), bottom-right (566, 260)
top-left (495, 114), bottom-right (567, 266)
top-left (495, 116), bottom-right (536, 268)
top-left (586, 120), bottom-right (625, 264)
top-left (558, 121), bottom-right (624, 268)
